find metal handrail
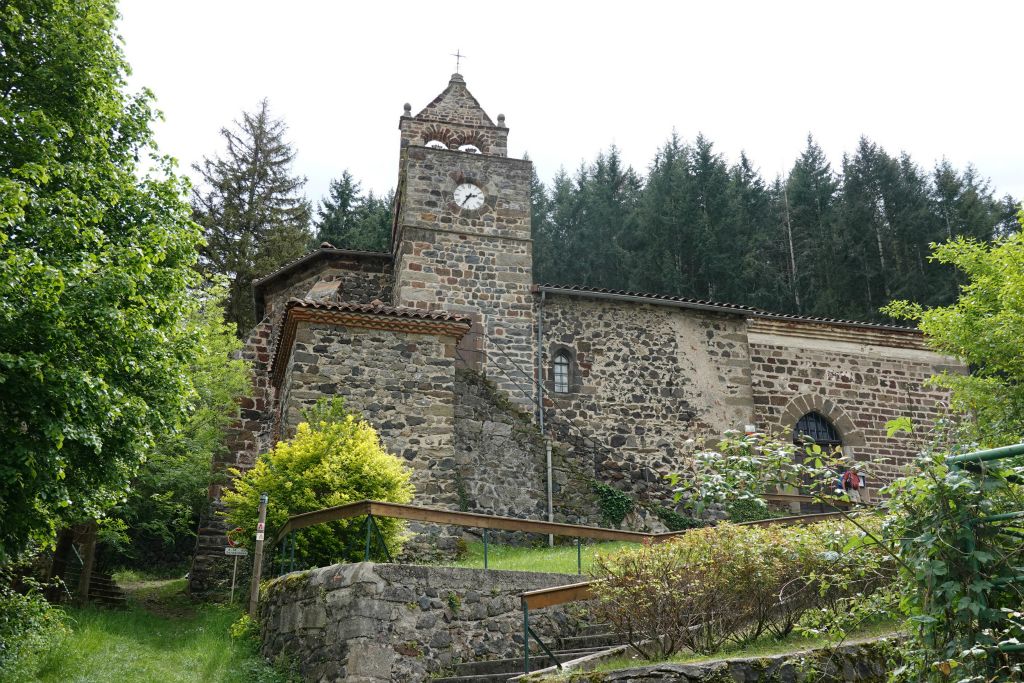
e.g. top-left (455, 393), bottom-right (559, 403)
top-left (946, 443), bottom-right (1024, 465)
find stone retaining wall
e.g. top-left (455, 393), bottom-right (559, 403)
top-left (259, 563), bottom-right (583, 682)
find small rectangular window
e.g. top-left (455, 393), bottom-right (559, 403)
top-left (553, 353), bottom-right (570, 393)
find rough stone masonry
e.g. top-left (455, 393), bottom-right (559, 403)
top-left (189, 73), bottom-right (964, 595)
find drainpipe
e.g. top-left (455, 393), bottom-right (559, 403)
top-left (546, 439), bottom-right (553, 547)
top-left (536, 289), bottom-right (545, 434)
top-left (536, 290), bottom-right (553, 545)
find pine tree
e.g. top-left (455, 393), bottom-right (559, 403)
top-left (725, 153), bottom-right (783, 309)
top-left (577, 147), bottom-right (640, 289)
top-left (312, 171), bottom-right (393, 252)
top-left (785, 136), bottom-right (840, 315)
top-left (629, 133), bottom-right (688, 294)
top-left (192, 99), bottom-right (312, 335)
top-left (539, 167), bottom-right (583, 284)
top-left (528, 160), bottom-right (556, 282)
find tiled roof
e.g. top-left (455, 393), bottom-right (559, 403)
top-left (283, 298), bottom-right (472, 324)
top-left (750, 310), bottom-right (916, 332)
top-left (536, 283), bottom-right (756, 312)
top-left (252, 245), bottom-right (392, 290)
top-left (535, 283), bottom-right (918, 333)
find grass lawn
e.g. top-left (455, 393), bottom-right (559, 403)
top-left (446, 540), bottom-right (635, 574)
top-left (22, 577), bottom-right (296, 683)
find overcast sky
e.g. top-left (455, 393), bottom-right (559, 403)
top-left (119, 1), bottom-right (1024, 209)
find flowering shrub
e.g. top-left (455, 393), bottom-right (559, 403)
top-left (591, 518), bottom-right (891, 659)
top-left (667, 430), bottom-right (857, 520)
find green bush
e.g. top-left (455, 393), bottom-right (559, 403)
top-left (882, 446), bottom-right (1024, 680)
top-left (0, 567), bottom-right (69, 677)
top-left (591, 518), bottom-right (891, 659)
top-left (223, 399), bottom-right (414, 568)
top-left (726, 498), bottom-right (785, 523)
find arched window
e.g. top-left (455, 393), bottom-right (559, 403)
top-left (425, 140), bottom-right (448, 150)
top-left (793, 412), bottom-right (842, 447)
top-left (553, 352), bottom-right (571, 394)
top-left (458, 143), bottom-right (482, 154)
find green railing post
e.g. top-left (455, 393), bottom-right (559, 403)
top-left (289, 531), bottom-right (296, 572)
top-left (577, 537), bottom-right (582, 576)
top-left (364, 515), bottom-right (373, 562)
top-left (483, 529), bottom-right (489, 570)
top-left (369, 515), bottom-right (393, 563)
top-left (522, 601), bottom-right (530, 674)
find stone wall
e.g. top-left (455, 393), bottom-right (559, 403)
top-left (748, 318), bottom-right (961, 484)
top-left (453, 369), bottom-right (549, 522)
top-left (393, 145), bottom-right (535, 405)
top-left (540, 294), bottom-right (754, 503)
top-left (276, 320), bottom-right (461, 511)
top-left (399, 73), bottom-right (509, 157)
top-left (257, 253), bottom-right (393, 334)
top-left (260, 563), bottom-right (584, 683)
top-left (189, 317), bottom-right (275, 596)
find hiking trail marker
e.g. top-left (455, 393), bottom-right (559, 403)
top-left (224, 546), bottom-right (249, 604)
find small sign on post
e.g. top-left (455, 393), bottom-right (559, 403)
top-left (249, 493), bottom-right (269, 618)
top-left (224, 547), bottom-right (249, 604)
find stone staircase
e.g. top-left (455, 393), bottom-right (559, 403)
top-left (62, 567), bottom-right (129, 608)
top-left (434, 623), bottom-right (627, 682)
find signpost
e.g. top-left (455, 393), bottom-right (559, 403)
top-left (248, 493), bottom-right (268, 617)
top-left (224, 547), bottom-right (249, 604)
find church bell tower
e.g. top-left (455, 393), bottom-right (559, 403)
top-left (392, 73), bottom-right (535, 405)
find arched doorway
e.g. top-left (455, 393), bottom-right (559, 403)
top-left (791, 411), bottom-right (843, 512)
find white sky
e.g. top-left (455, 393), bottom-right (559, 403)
top-left (119, 1), bottom-right (1024, 207)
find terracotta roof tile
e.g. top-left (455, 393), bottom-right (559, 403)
top-left (284, 298), bottom-right (472, 324)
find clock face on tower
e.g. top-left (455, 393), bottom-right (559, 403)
top-left (453, 183), bottom-right (485, 211)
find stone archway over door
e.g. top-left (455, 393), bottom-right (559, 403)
top-left (778, 394), bottom-right (865, 450)
top-left (777, 394), bottom-right (866, 510)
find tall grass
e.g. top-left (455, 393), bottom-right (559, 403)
top-left (25, 579), bottom-right (295, 683)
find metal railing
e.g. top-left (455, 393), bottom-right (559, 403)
top-left (268, 499), bottom-right (846, 577)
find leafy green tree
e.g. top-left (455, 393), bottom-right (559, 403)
top-left (884, 208), bottom-right (1024, 447)
top-left (192, 99), bottom-right (312, 335)
top-left (883, 440), bottom-right (1024, 680)
top-left (0, 0), bottom-right (202, 559)
top-left (311, 171), bottom-right (392, 252)
top-left (223, 399), bottom-right (414, 566)
top-left (105, 281), bottom-right (249, 570)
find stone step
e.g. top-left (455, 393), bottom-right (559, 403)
top-left (434, 674), bottom-right (519, 683)
top-left (556, 631), bottom-right (629, 650)
top-left (577, 622), bottom-right (614, 637)
top-left (451, 647), bottom-right (607, 676)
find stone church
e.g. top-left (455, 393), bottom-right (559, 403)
top-left (189, 74), bottom-right (961, 593)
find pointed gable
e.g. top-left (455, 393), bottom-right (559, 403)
top-left (415, 73), bottom-right (495, 127)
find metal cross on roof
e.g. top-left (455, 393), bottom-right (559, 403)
top-left (451, 49), bottom-right (466, 74)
